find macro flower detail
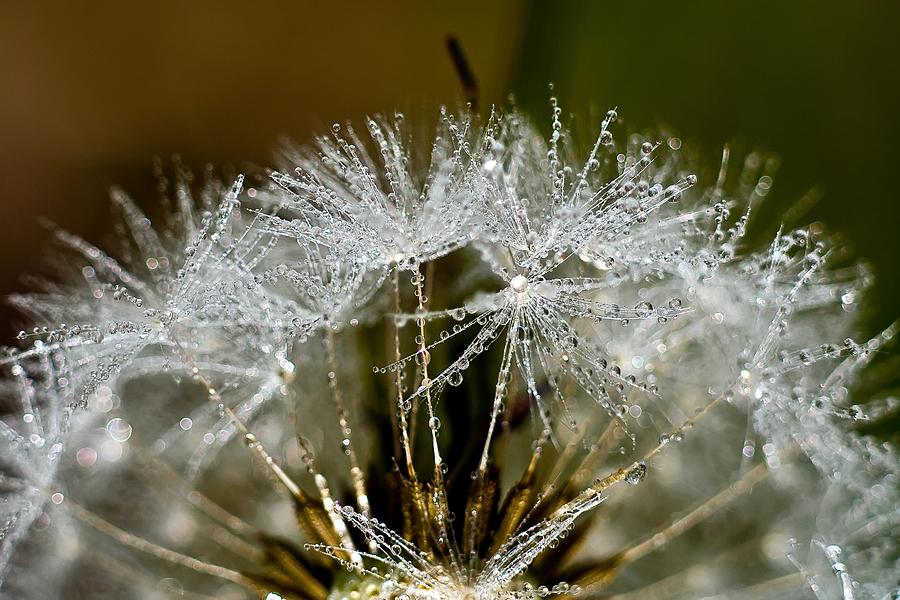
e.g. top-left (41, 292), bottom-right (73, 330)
top-left (265, 108), bottom-right (484, 271)
top-left (4, 175), bottom-right (299, 403)
top-left (0, 105), bottom-right (896, 600)
top-left (0, 361), bottom-right (70, 583)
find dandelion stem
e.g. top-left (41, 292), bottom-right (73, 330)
top-left (601, 551), bottom-right (802, 600)
top-left (87, 550), bottom-right (224, 600)
top-left (324, 328), bottom-right (372, 522)
top-left (489, 431), bottom-right (549, 556)
top-left (64, 499), bottom-right (256, 589)
top-left (411, 262), bottom-right (442, 468)
top-left (534, 407), bottom-right (608, 513)
top-left (296, 436), bottom-right (363, 566)
top-left (696, 573), bottom-right (806, 600)
top-left (132, 447), bottom-right (258, 538)
top-left (392, 269), bottom-right (416, 479)
top-left (616, 461), bottom-right (771, 567)
top-left (411, 261), bottom-right (462, 572)
top-left (391, 267), bottom-right (437, 558)
top-left (477, 335), bottom-right (515, 474)
top-left (167, 339), bottom-right (345, 555)
top-left (543, 392), bottom-right (731, 546)
top-left (530, 415), bottom-right (617, 521)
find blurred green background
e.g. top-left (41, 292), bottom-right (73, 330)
top-left (1, 0), bottom-right (898, 343)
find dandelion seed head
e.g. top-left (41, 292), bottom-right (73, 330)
top-left (0, 102), bottom-right (896, 599)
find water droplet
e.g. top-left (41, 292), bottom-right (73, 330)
top-left (106, 418), bottom-right (132, 442)
top-left (625, 462), bottom-right (647, 485)
top-left (510, 274), bottom-right (529, 293)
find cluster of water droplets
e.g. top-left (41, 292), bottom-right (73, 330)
top-left (0, 359), bottom-right (70, 582)
top-left (0, 102), bottom-right (896, 599)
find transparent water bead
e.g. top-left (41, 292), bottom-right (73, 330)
top-left (625, 462), bottom-right (647, 485)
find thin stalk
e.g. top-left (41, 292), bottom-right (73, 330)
top-left (133, 448), bottom-right (257, 538)
top-left (614, 461), bottom-right (771, 570)
top-left (324, 328), bottom-right (372, 522)
top-left (548, 393), bottom-right (729, 527)
top-left (410, 261), bottom-right (462, 573)
top-left (477, 335), bottom-right (515, 474)
top-left (65, 499), bottom-right (255, 590)
top-left (526, 416), bottom-right (617, 526)
top-left (171, 342), bottom-right (349, 562)
top-left (296, 435), bottom-right (362, 564)
top-left (411, 263), bottom-right (442, 468)
top-left (392, 269), bottom-right (416, 478)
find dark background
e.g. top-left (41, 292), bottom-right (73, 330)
top-left (2, 1), bottom-right (898, 342)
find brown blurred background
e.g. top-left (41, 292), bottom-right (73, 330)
top-left (2, 1), bottom-right (899, 343)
